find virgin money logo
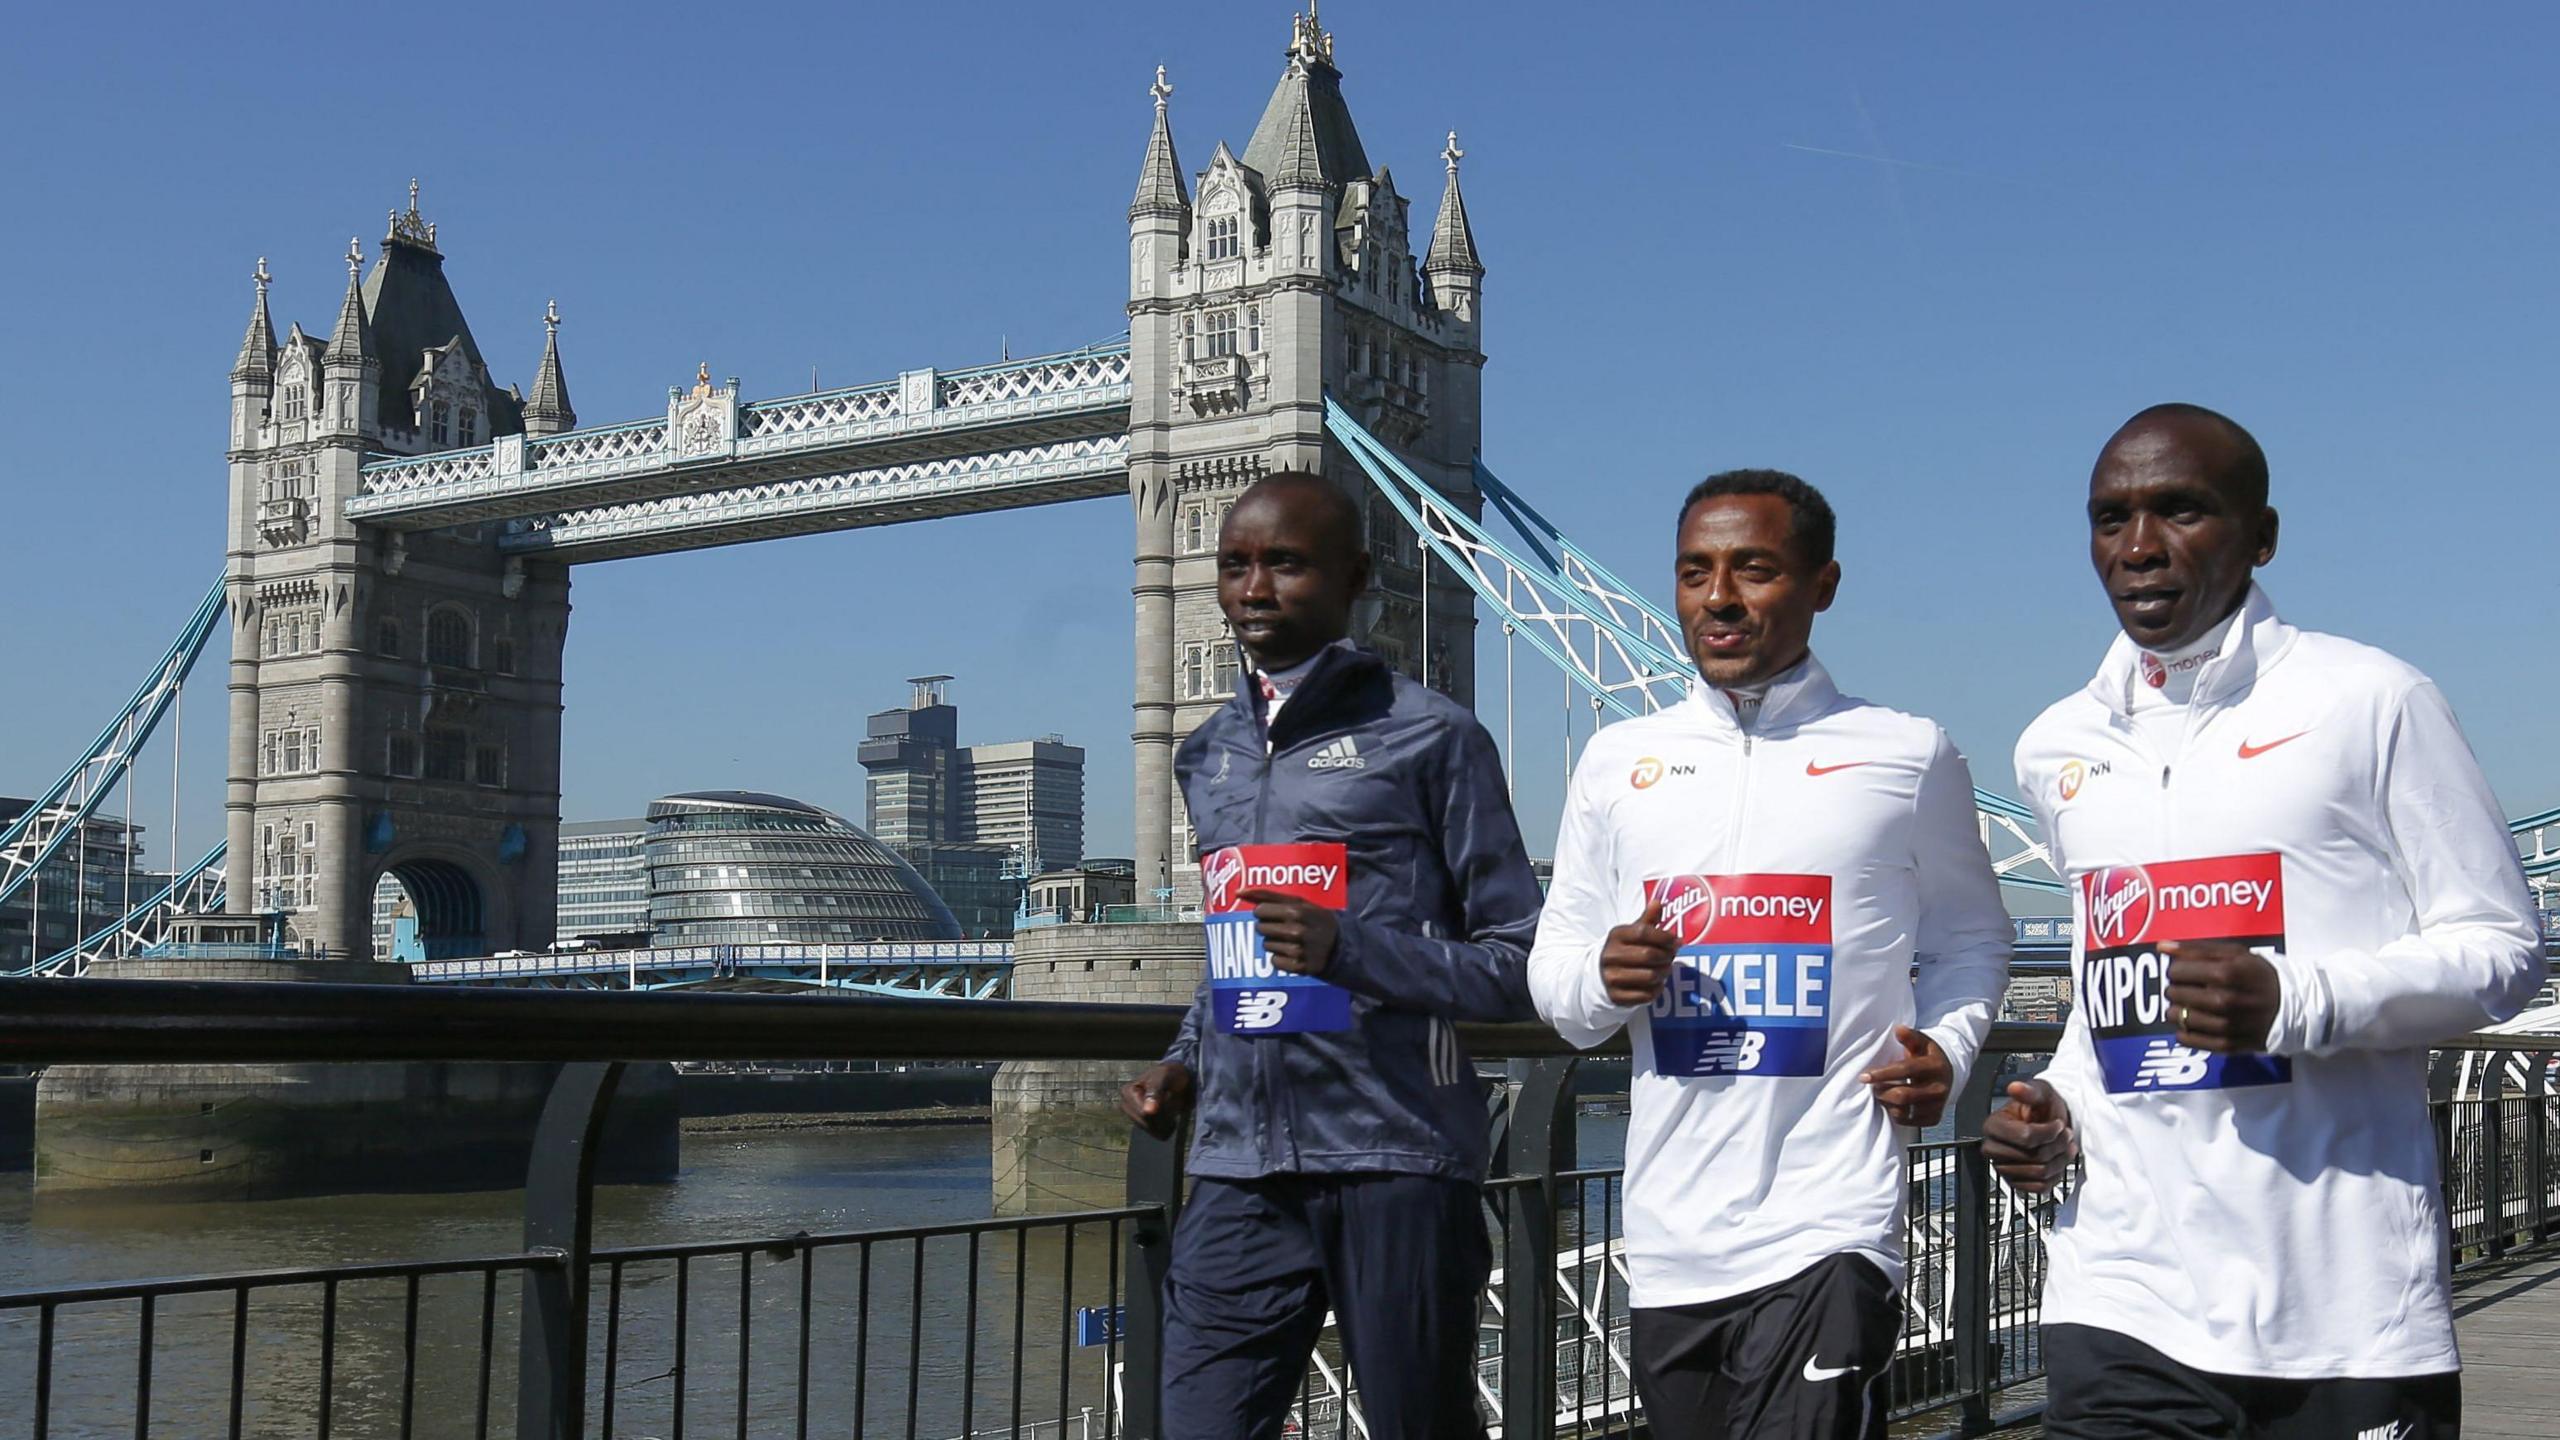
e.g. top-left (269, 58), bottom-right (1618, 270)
top-left (1653, 876), bottom-right (1720, 944)
top-left (1202, 847), bottom-right (1246, 912)
top-left (2087, 865), bottom-right (2153, 949)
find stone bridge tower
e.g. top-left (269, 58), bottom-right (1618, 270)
top-left (223, 189), bottom-right (575, 960)
top-left (1127, 10), bottom-right (1490, 900)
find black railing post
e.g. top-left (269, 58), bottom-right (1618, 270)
top-left (1950, 1055), bottom-right (2005, 1435)
top-left (517, 1061), bottom-right (625, 1440)
top-left (2429, 1053), bottom-right (2461, 1258)
top-left (2530, 1050), bottom-right (2551, 1244)
top-left (1501, 1059), bottom-right (1574, 1440)
top-left (1120, 1124), bottom-right (1185, 1440)
top-left (2485, 1074), bottom-right (2509, 1260)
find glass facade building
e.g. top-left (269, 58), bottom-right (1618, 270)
top-left (899, 841), bottom-right (1024, 939)
top-left (0, 798), bottom-right (147, 970)
top-left (963, 738), bottom-right (1084, 875)
top-left (558, 818), bottom-right (650, 940)
top-left (858, 678), bottom-right (962, 850)
top-left (645, 791), bottom-right (959, 945)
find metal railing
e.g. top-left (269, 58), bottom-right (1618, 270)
top-left (1, 980), bottom-right (2555, 1439)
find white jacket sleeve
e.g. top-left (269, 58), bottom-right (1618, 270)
top-left (1911, 730), bottom-right (2012, 1091)
top-left (2267, 681), bottom-right (2544, 1055)
top-left (2016, 745), bottom-right (2104, 1128)
top-left (1529, 748), bottom-right (1641, 1049)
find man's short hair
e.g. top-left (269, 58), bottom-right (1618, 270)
top-left (1228, 471), bottom-right (1367, 565)
top-left (2116, 403), bottom-right (2270, 511)
top-left (1678, 470), bottom-right (1837, 570)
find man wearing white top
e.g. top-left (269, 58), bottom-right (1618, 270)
top-left (1529, 470), bottom-right (2012, 1440)
top-left (1985, 404), bottom-right (2542, 1439)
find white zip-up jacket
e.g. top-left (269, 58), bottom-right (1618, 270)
top-left (1530, 656), bottom-right (2013, 1308)
top-left (2016, 584), bottom-right (2541, 1378)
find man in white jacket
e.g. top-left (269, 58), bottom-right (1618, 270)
top-left (1529, 470), bottom-right (2012, 1440)
top-left (1985, 403), bottom-right (2542, 1439)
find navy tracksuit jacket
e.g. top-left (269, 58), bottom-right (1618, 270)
top-left (1158, 641), bottom-right (1543, 1439)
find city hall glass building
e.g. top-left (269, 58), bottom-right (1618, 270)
top-left (643, 791), bottom-right (960, 944)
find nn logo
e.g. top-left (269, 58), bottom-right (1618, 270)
top-left (2087, 865), bottom-right (2153, 949)
top-left (1630, 756), bottom-right (1698, 790)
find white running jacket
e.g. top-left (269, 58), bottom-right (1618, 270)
top-left (1530, 656), bottom-right (2013, 1308)
top-left (2017, 584), bottom-right (2542, 1378)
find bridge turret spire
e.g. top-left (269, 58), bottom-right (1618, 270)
top-left (523, 299), bottom-right (576, 436)
top-left (1130, 65), bottom-right (1191, 222)
top-left (231, 257), bottom-right (277, 384)
top-left (1424, 131), bottom-right (1484, 281)
top-left (325, 238), bottom-right (375, 368)
top-left (323, 237), bottom-right (381, 440)
top-left (1246, 6), bottom-right (1367, 192)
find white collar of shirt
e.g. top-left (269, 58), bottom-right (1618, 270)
top-left (2089, 582), bottom-right (2298, 721)
top-left (1681, 652), bottom-right (1837, 736)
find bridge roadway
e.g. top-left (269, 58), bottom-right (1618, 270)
top-left (402, 920), bottom-right (2086, 994)
top-left (343, 344), bottom-right (1133, 561)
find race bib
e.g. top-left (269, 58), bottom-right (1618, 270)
top-left (1641, 874), bottom-right (1831, 1076)
top-left (2078, 853), bottom-right (2292, 1093)
top-left (1203, 843), bottom-right (1351, 1034)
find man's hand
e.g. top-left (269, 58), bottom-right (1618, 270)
top-left (1982, 1079), bottom-right (2077, 1194)
top-left (1118, 1061), bottom-right (1195, 1141)
top-left (1238, 889), bottom-right (1340, 976)
top-left (1601, 898), bottom-right (1679, 1007)
top-left (1861, 1025), bottom-right (1952, 1128)
top-left (2161, 939), bottom-right (2283, 1054)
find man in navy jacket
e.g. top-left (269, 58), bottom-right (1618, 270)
top-left (1118, 471), bottom-right (1543, 1439)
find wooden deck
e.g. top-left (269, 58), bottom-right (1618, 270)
top-left (1960, 1249), bottom-right (2560, 1438)
top-left (2454, 1248), bottom-right (2560, 1440)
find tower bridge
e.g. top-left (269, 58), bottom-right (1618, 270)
top-left (7, 5), bottom-right (2559, 978)
top-left (182, 8), bottom-right (1492, 964)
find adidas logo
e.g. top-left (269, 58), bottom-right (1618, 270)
top-left (1307, 737), bottom-right (1367, 771)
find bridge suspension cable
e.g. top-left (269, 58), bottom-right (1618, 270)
top-left (0, 575), bottom-right (226, 916)
top-left (14, 841), bottom-right (228, 979)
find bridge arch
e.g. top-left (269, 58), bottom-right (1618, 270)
top-left (372, 848), bottom-right (500, 962)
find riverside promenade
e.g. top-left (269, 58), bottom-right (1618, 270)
top-left (5, 977), bottom-right (2558, 1439)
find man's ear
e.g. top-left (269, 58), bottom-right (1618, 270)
top-left (1813, 559), bottom-right (1842, 613)
top-left (2255, 507), bottom-right (2279, 568)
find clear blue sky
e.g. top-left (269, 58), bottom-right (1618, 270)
top-left (2, 2), bottom-right (2553, 875)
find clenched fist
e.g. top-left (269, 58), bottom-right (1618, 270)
top-left (1601, 897), bottom-right (1679, 1007)
top-left (1118, 1061), bottom-right (1195, 1141)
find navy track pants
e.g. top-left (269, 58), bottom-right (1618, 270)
top-left (1159, 1173), bottom-right (1491, 1440)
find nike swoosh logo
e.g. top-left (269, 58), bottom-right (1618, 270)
top-left (2237, 731), bottom-right (2311, 760)
top-left (1802, 1357), bottom-right (1854, 1382)
top-left (1805, 761), bottom-right (1873, 777)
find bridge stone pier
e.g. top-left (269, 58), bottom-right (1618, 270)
top-left (992, 920), bottom-right (1205, 1215)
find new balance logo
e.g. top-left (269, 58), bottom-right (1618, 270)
top-left (2132, 1038), bottom-right (2210, 1089)
top-left (2356, 1423), bottom-right (2414, 1440)
top-left (1307, 737), bottom-right (1367, 770)
top-left (1232, 991), bottom-right (1290, 1031)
